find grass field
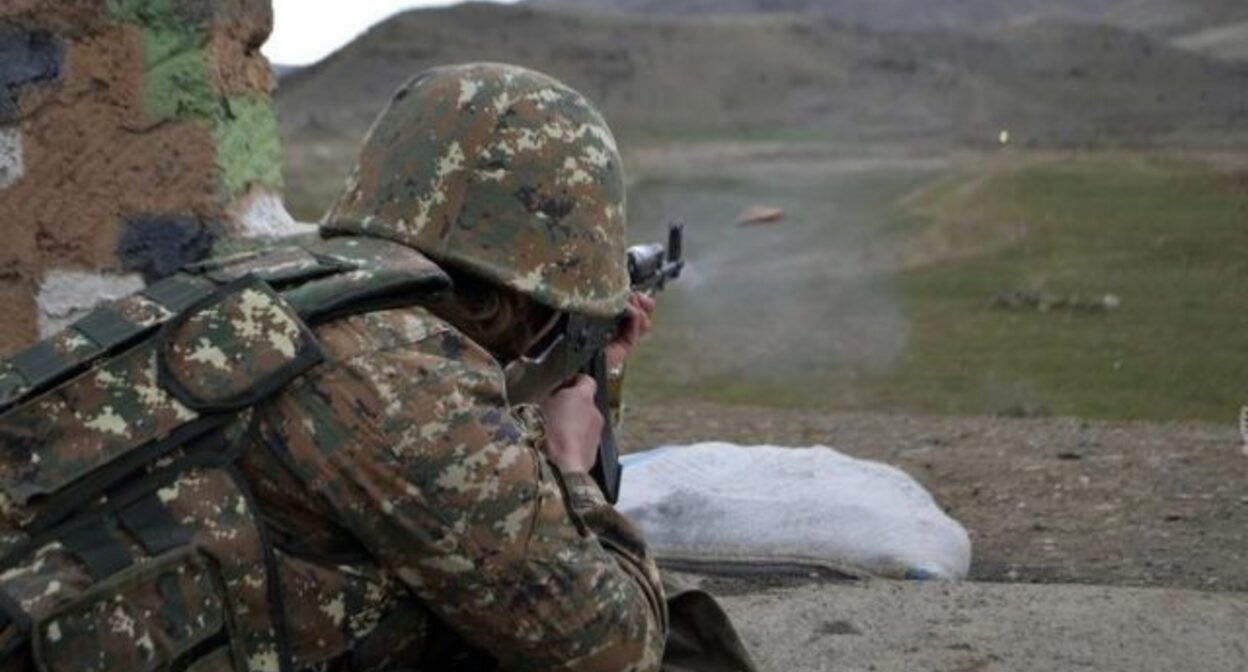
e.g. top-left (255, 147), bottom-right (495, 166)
top-left (624, 151), bottom-right (1248, 423)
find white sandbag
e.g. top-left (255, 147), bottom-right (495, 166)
top-left (618, 443), bottom-right (972, 580)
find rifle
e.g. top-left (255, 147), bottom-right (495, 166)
top-left (505, 223), bottom-right (686, 503)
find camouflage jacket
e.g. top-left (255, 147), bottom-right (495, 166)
top-left (241, 304), bottom-right (668, 672)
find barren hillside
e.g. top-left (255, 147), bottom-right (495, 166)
top-left (530, 0), bottom-right (1248, 34)
top-left (278, 2), bottom-right (1248, 152)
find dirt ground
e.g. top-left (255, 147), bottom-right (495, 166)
top-left (710, 579), bottom-right (1248, 672)
top-left (622, 402), bottom-right (1248, 593)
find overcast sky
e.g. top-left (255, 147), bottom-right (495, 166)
top-left (265, 1), bottom-right (520, 65)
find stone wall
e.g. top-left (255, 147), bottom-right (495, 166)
top-left (0, 0), bottom-right (308, 354)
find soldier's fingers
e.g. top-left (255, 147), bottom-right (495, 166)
top-left (569, 373), bottom-right (597, 397)
top-left (636, 293), bottom-right (657, 315)
top-left (619, 305), bottom-right (642, 345)
top-left (629, 293), bottom-right (655, 321)
top-left (631, 302), bottom-right (652, 337)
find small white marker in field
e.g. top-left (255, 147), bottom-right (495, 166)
top-left (998, 129), bottom-right (1011, 146)
top-left (1240, 406), bottom-right (1248, 457)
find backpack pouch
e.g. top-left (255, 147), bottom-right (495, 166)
top-left (31, 547), bottom-right (234, 672)
top-left (4, 465), bottom-right (288, 672)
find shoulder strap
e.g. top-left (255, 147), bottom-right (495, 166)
top-left (284, 236), bottom-right (450, 323)
top-left (0, 274), bottom-right (216, 413)
top-left (0, 238), bottom-right (449, 414)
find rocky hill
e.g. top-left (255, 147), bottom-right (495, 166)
top-left (528, 0), bottom-right (1248, 35)
top-left (278, 2), bottom-right (1248, 150)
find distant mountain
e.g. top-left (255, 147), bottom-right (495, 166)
top-left (278, 2), bottom-right (1248, 148)
top-left (528, 0), bottom-right (1248, 35)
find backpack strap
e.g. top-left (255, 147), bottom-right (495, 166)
top-left (285, 235), bottom-right (451, 323)
top-left (0, 276), bottom-right (218, 413)
top-left (0, 238), bottom-right (448, 414)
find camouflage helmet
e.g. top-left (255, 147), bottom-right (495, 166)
top-left (323, 63), bottom-right (629, 318)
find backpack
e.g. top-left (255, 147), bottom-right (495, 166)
top-left (0, 236), bottom-right (449, 672)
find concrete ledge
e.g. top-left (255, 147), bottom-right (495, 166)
top-left (717, 580), bottom-right (1248, 671)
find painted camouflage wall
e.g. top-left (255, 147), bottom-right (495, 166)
top-left (0, 0), bottom-right (309, 356)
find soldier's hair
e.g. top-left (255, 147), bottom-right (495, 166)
top-left (429, 267), bottom-right (556, 362)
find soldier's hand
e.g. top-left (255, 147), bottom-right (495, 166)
top-left (605, 292), bottom-right (656, 370)
top-left (539, 374), bottom-right (603, 474)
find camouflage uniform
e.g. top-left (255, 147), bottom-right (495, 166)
top-left (245, 64), bottom-right (666, 671)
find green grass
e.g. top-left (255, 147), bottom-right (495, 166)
top-left (880, 157), bottom-right (1248, 422)
top-left (624, 153), bottom-right (1248, 423)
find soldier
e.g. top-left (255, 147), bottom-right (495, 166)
top-left (238, 63), bottom-right (668, 671)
